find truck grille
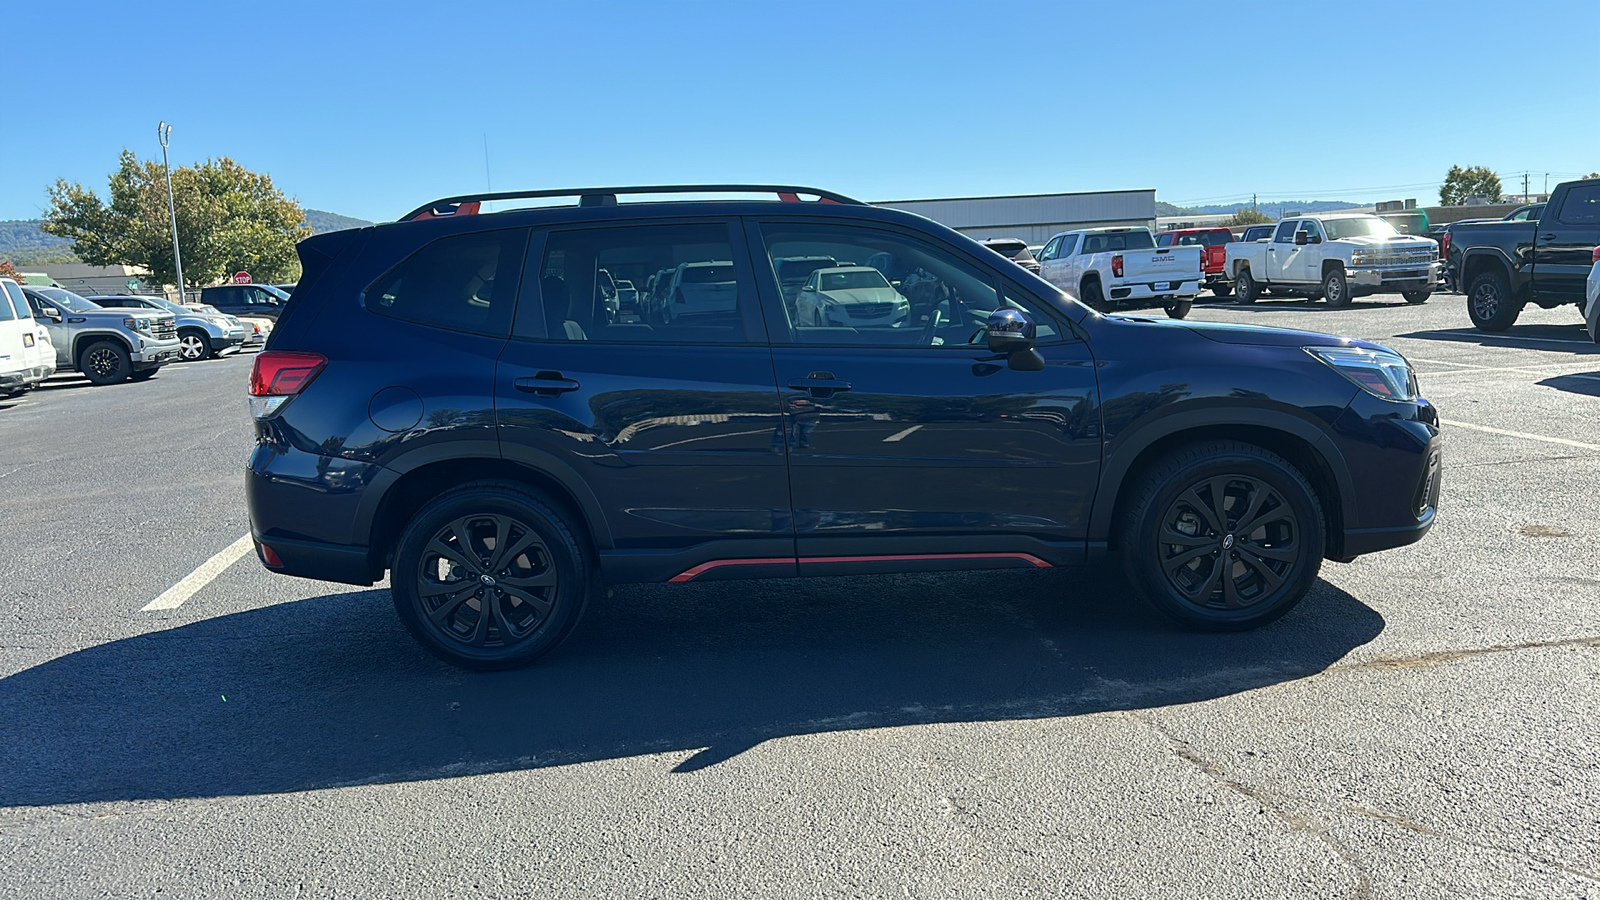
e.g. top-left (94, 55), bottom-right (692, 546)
top-left (1360, 248), bottom-right (1436, 267)
top-left (151, 317), bottom-right (177, 340)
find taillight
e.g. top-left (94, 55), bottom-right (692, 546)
top-left (1440, 231), bottom-right (1450, 260)
top-left (249, 350), bottom-right (326, 418)
top-left (1112, 254), bottom-right (1124, 278)
top-left (1592, 245), bottom-right (1599, 262)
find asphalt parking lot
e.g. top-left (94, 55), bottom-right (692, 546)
top-left (1, 293), bottom-right (1596, 898)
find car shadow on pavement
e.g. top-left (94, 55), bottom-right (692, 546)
top-left (1397, 324), bottom-right (1600, 351)
top-left (1538, 372), bottom-right (1600, 397)
top-left (0, 569), bottom-right (1383, 807)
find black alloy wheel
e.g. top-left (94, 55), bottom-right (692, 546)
top-left (1121, 441), bottom-right (1323, 630)
top-left (80, 340), bottom-right (131, 385)
top-left (1081, 279), bottom-right (1107, 312)
top-left (391, 483), bottom-right (589, 670)
top-left (1466, 269), bottom-right (1521, 331)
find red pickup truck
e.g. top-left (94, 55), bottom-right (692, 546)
top-left (1157, 227), bottom-right (1236, 297)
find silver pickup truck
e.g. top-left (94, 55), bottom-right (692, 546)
top-left (21, 286), bottom-right (182, 385)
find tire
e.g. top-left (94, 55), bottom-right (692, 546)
top-left (177, 329), bottom-right (212, 361)
top-left (128, 368), bottom-right (159, 382)
top-left (390, 481), bottom-right (592, 670)
top-left (1321, 265), bottom-right (1351, 308)
top-left (1081, 278), bottom-right (1107, 312)
top-left (1466, 268), bottom-right (1522, 332)
top-left (1164, 298), bottom-right (1193, 319)
top-left (79, 340), bottom-right (132, 385)
top-left (1119, 440), bottom-right (1324, 631)
top-left (1210, 284), bottom-right (1233, 298)
top-left (1234, 268), bottom-right (1258, 304)
top-left (1402, 290), bottom-right (1432, 304)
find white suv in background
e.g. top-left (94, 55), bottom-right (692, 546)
top-left (1585, 255), bottom-right (1598, 342)
top-left (0, 278), bottom-right (55, 397)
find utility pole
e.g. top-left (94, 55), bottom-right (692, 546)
top-left (1523, 173), bottom-right (1530, 203)
top-left (157, 122), bottom-right (185, 302)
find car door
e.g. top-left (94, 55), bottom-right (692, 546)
top-left (1532, 185), bottom-right (1600, 303)
top-left (1296, 219), bottom-right (1326, 282)
top-left (1038, 234), bottom-right (1070, 290)
top-left (496, 219), bottom-right (795, 581)
top-left (1267, 219), bottom-right (1302, 282)
top-left (22, 292), bottom-right (71, 366)
top-left (749, 218), bottom-right (1101, 572)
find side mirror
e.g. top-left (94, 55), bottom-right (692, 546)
top-left (1294, 230), bottom-right (1310, 246)
top-left (42, 307), bottom-right (62, 321)
top-left (985, 308), bottom-right (1046, 371)
top-left (1310, 234), bottom-right (1322, 244)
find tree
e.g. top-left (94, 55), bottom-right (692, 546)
top-left (1587, 172), bottom-right (1599, 180)
top-left (1223, 207), bottom-right (1272, 227)
top-left (42, 150), bottom-right (308, 287)
top-left (0, 259), bottom-right (24, 283)
top-left (1439, 165), bottom-right (1502, 206)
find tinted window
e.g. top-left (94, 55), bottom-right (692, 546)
top-left (1156, 233), bottom-right (1174, 247)
top-left (0, 282), bottom-right (21, 321)
top-left (1273, 221), bottom-right (1299, 242)
top-left (1058, 235), bottom-right (1079, 256)
top-left (366, 229), bottom-right (525, 337)
top-left (1557, 186), bottom-right (1600, 225)
top-left (531, 224), bottom-right (746, 344)
top-left (1300, 220), bottom-right (1325, 242)
top-left (760, 222), bottom-right (1067, 348)
top-left (1039, 236), bottom-right (1062, 261)
top-left (1082, 230), bottom-right (1155, 253)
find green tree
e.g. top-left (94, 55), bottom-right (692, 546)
top-left (1223, 208), bottom-right (1272, 227)
top-left (42, 151), bottom-right (308, 286)
top-left (1587, 172), bottom-right (1599, 180)
top-left (1439, 165), bottom-right (1503, 206)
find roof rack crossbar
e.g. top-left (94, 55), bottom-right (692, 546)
top-left (400, 185), bottom-right (864, 222)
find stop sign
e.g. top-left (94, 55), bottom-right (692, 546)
top-left (233, 271), bottom-right (252, 285)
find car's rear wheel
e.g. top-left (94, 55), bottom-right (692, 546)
top-left (1233, 268), bottom-right (1258, 304)
top-left (177, 329), bottom-right (211, 361)
top-left (391, 482), bottom-right (591, 670)
top-left (1466, 269), bottom-right (1522, 331)
top-left (1164, 298), bottom-right (1192, 319)
top-left (79, 340), bottom-right (131, 385)
top-left (1210, 283), bottom-right (1233, 298)
top-left (1321, 266), bottom-right (1351, 308)
top-left (1402, 289), bottom-right (1432, 304)
top-left (1120, 441), bottom-right (1324, 631)
top-left (1081, 278), bottom-right (1107, 312)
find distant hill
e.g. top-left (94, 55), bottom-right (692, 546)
top-left (304, 209), bottom-right (372, 234)
top-left (1159, 200), bottom-right (1372, 219)
top-left (1, 208), bottom-right (373, 265)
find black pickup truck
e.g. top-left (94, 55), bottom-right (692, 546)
top-left (1447, 178), bottom-right (1600, 331)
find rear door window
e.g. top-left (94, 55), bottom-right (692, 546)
top-left (1557, 185), bottom-right (1600, 225)
top-left (366, 229), bottom-right (526, 337)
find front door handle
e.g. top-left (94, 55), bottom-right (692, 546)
top-left (515, 371), bottom-right (581, 397)
top-left (787, 373), bottom-right (852, 398)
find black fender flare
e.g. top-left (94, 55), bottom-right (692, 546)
top-left (70, 330), bottom-right (135, 364)
top-left (1087, 406), bottom-right (1357, 544)
top-left (1458, 247), bottom-right (1518, 288)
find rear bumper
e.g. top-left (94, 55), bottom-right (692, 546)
top-left (1109, 279), bottom-right (1203, 301)
top-left (0, 369), bottom-right (25, 390)
top-left (21, 362), bottom-right (56, 386)
top-left (251, 533), bottom-right (377, 586)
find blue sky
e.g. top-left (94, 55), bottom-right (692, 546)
top-left (3, 0), bottom-right (1595, 222)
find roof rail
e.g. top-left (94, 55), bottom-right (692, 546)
top-left (399, 185), bottom-right (865, 222)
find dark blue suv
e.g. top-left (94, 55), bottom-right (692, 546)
top-left (247, 186), bottom-right (1441, 670)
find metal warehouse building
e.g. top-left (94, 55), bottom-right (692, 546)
top-left (876, 189), bottom-right (1156, 245)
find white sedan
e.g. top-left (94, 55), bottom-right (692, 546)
top-left (1586, 258), bottom-right (1598, 343)
top-left (795, 266), bottom-right (910, 327)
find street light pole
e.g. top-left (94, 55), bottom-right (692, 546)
top-left (158, 121), bottom-right (185, 302)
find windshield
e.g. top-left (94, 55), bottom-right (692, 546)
top-left (1322, 217), bottom-right (1399, 240)
top-left (985, 241), bottom-right (1032, 260)
top-left (35, 287), bottom-right (102, 312)
top-left (1379, 213), bottom-right (1428, 236)
top-left (1082, 230), bottom-right (1155, 253)
top-left (141, 296), bottom-right (190, 315)
top-left (819, 270), bottom-right (891, 291)
top-left (680, 264), bottom-right (734, 284)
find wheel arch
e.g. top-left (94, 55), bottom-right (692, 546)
top-left (1321, 258), bottom-right (1346, 278)
top-left (71, 330), bottom-right (134, 363)
top-left (1459, 249), bottom-right (1517, 294)
top-left (1091, 410), bottom-right (1355, 559)
top-left (361, 451), bottom-right (614, 578)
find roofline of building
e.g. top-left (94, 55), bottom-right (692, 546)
top-left (875, 188), bottom-right (1158, 205)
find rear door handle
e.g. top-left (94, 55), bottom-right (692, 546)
top-left (787, 373), bottom-right (852, 398)
top-left (515, 371), bottom-right (581, 396)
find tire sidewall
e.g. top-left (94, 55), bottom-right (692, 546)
top-left (1165, 299), bottom-right (1192, 319)
top-left (80, 341), bottom-right (131, 385)
top-left (1467, 270), bottom-right (1519, 331)
top-left (1322, 267), bottom-right (1350, 307)
top-left (391, 485), bottom-right (590, 670)
top-left (178, 329), bottom-right (210, 361)
top-left (1124, 448), bottom-right (1324, 630)
top-left (1235, 269), bottom-right (1257, 303)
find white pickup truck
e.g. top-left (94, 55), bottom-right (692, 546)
top-left (1037, 227), bottom-right (1203, 318)
top-left (1224, 214), bottom-right (1441, 307)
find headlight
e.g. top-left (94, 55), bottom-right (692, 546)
top-left (1306, 347), bottom-right (1418, 401)
top-left (1349, 250), bottom-right (1368, 266)
top-left (124, 317), bottom-right (152, 334)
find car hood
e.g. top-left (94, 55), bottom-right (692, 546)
top-left (76, 308), bottom-right (167, 321)
top-left (818, 287), bottom-right (905, 304)
top-left (1334, 234), bottom-right (1436, 250)
top-left (1108, 315), bottom-right (1385, 350)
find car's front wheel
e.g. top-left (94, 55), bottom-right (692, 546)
top-left (79, 340), bottom-right (131, 385)
top-left (1321, 266), bottom-right (1351, 308)
top-left (177, 329), bottom-right (211, 361)
top-left (391, 482), bottom-right (591, 670)
top-left (1120, 441), bottom-right (1324, 630)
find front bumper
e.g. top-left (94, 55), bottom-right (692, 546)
top-left (131, 340), bottom-right (182, 365)
top-left (1347, 261), bottom-right (1441, 291)
top-left (1330, 393), bottom-right (1443, 559)
top-left (210, 332), bottom-right (247, 352)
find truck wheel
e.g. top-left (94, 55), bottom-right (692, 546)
top-left (177, 329), bottom-right (212, 361)
top-left (1120, 440), bottom-right (1324, 631)
top-left (1466, 269), bottom-right (1522, 331)
top-left (1234, 268), bottom-right (1258, 304)
top-left (79, 340), bottom-right (132, 385)
top-left (1081, 279), bottom-right (1108, 312)
top-left (1321, 266), bottom-right (1351, 308)
top-left (391, 481), bottom-right (592, 670)
top-left (1164, 299), bottom-right (1193, 319)
top-left (1210, 283), bottom-right (1233, 298)
top-left (1402, 290), bottom-right (1432, 304)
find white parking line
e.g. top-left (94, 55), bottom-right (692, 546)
top-left (883, 425), bottom-right (923, 442)
top-left (1440, 420), bottom-right (1600, 453)
top-left (141, 534), bottom-right (255, 611)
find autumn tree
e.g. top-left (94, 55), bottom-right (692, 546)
top-left (42, 151), bottom-right (308, 286)
top-left (1223, 208), bottom-right (1272, 227)
top-left (0, 259), bottom-right (24, 283)
top-left (1439, 165), bottom-right (1503, 206)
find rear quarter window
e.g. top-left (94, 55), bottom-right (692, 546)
top-left (365, 229), bottom-right (527, 337)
